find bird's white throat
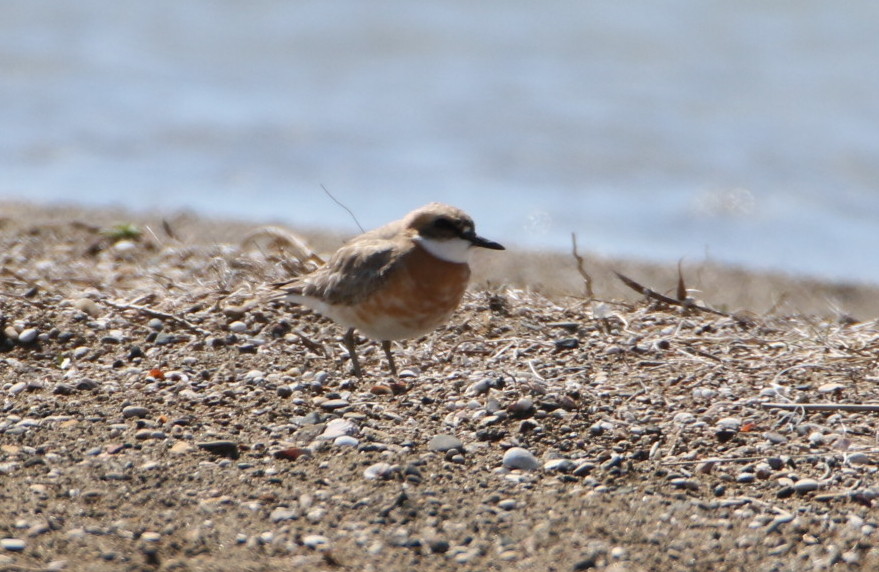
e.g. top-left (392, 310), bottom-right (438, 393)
top-left (415, 236), bottom-right (471, 264)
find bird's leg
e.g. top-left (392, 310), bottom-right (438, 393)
top-left (343, 328), bottom-right (363, 378)
top-left (381, 340), bottom-right (398, 377)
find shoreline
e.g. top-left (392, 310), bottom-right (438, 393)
top-left (3, 200), bottom-right (878, 319)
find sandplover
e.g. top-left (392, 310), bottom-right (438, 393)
top-left (279, 202), bottom-right (504, 377)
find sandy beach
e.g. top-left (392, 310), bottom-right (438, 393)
top-left (2, 202), bottom-right (879, 571)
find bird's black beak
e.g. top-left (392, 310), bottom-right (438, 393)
top-left (465, 231), bottom-right (505, 250)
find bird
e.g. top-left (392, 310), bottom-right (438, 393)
top-left (278, 202), bottom-right (504, 377)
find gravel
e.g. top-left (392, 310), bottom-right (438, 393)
top-left (2, 204), bottom-right (879, 571)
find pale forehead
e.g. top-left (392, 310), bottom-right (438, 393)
top-left (405, 203), bottom-right (473, 227)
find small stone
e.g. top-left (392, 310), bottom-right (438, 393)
top-left (716, 417), bottom-right (741, 430)
top-left (818, 382), bottom-right (845, 393)
top-left (196, 441), bottom-right (239, 459)
top-left (276, 385), bottom-right (293, 398)
top-left (53, 383), bottom-right (75, 396)
top-left (502, 447), bottom-right (540, 471)
top-left (9, 382), bottom-right (27, 396)
top-left (302, 534), bottom-right (330, 549)
top-left (466, 379), bottom-right (492, 396)
top-left (333, 436), bottom-right (359, 447)
top-left (573, 462), bottom-right (595, 477)
top-left (141, 532), bottom-right (161, 542)
top-left (754, 462), bottom-right (773, 479)
top-left (1, 538), bottom-right (26, 552)
top-left (498, 499), bottom-right (518, 510)
top-left (306, 508), bottom-right (325, 523)
top-left (847, 452), bottom-right (872, 465)
top-left (18, 328), bottom-right (39, 344)
top-left (73, 298), bottom-right (101, 317)
top-left (320, 418), bottom-right (358, 440)
top-left (673, 412), bottom-right (695, 425)
top-left (147, 318), bottom-right (164, 331)
top-left (428, 434), bottom-right (463, 453)
top-left (76, 378), bottom-right (99, 391)
top-left (363, 462), bottom-right (398, 480)
top-left (764, 432), bottom-right (788, 445)
top-left (122, 406), bottom-right (149, 419)
top-left (319, 399), bottom-right (349, 410)
top-left (229, 321), bottom-right (248, 333)
top-left (544, 459), bottom-right (575, 473)
top-left (670, 478), bottom-right (700, 490)
top-left (792, 478), bottom-right (822, 493)
top-left (270, 507), bottom-right (299, 522)
top-left (274, 447), bottom-right (311, 461)
top-left (766, 456), bottom-right (784, 470)
top-left (808, 432), bottom-right (825, 446)
top-left (508, 398), bottom-right (536, 418)
top-left (429, 539), bottom-right (450, 554)
top-left (154, 333), bottom-right (183, 346)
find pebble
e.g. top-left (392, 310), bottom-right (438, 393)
top-left (0, 538), bottom-right (25, 551)
top-left (847, 452), bottom-right (872, 465)
top-left (277, 385), bottom-right (293, 398)
top-left (122, 406), bottom-right (149, 419)
top-left (766, 456), bottom-right (784, 470)
top-left (792, 478), bottom-right (822, 493)
top-left (502, 447), bottom-right (540, 471)
top-left (76, 378), bottom-right (99, 391)
top-left (764, 432), bottom-right (788, 445)
top-left (672, 412), bottom-right (695, 425)
top-left (154, 333), bottom-right (183, 346)
top-left (8, 382), bottom-right (27, 396)
top-left (270, 507), bottom-right (299, 522)
top-left (466, 379), bottom-right (492, 396)
top-left (363, 462), bottom-right (398, 480)
top-left (498, 499), bottom-right (518, 510)
top-left (141, 532), bottom-right (161, 542)
top-left (229, 321), bottom-right (248, 333)
top-left (573, 462), bottom-right (595, 477)
top-left (147, 318), bottom-right (164, 331)
top-left (302, 534), bottom-right (330, 549)
top-left (196, 441), bottom-right (240, 459)
top-left (670, 478), bottom-right (700, 490)
top-left (818, 382), bottom-right (845, 393)
top-left (73, 298), bottom-right (101, 317)
top-left (333, 436), bottom-right (359, 447)
top-left (18, 328), bottom-right (39, 344)
top-left (544, 458), bottom-right (576, 473)
top-left (753, 462), bottom-right (773, 479)
top-left (320, 418), bottom-right (358, 440)
top-left (320, 399), bottom-right (350, 410)
top-left (428, 434), bottom-right (463, 453)
top-left (508, 398), bottom-right (535, 418)
top-left (53, 383), bottom-right (75, 396)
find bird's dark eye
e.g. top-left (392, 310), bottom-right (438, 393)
top-left (433, 217), bottom-right (455, 230)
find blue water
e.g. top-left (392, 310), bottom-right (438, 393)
top-left (2, 1), bottom-right (879, 283)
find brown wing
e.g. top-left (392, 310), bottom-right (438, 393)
top-left (285, 236), bottom-right (411, 306)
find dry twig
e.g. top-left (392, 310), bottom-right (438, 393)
top-left (762, 403), bottom-right (879, 413)
top-left (102, 298), bottom-right (210, 336)
top-left (570, 233), bottom-right (594, 299)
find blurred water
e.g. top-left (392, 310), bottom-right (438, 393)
top-left (2, 1), bottom-right (879, 283)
